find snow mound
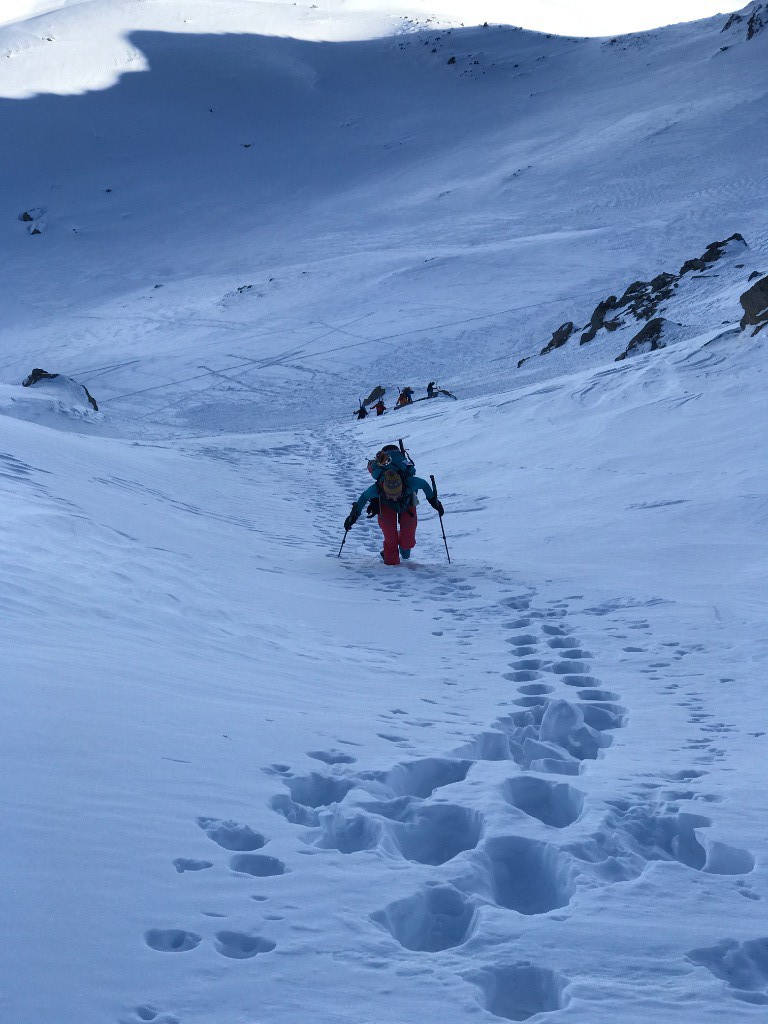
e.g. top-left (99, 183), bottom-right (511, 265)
top-left (2, 374), bottom-right (100, 425)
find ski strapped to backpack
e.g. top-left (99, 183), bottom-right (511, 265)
top-left (368, 440), bottom-right (416, 511)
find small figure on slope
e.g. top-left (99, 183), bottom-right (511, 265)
top-left (395, 386), bottom-right (414, 408)
top-left (354, 402), bottom-right (368, 420)
top-left (374, 397), bottom-right (387, 416)
top-left (343, 443), bottom-right (444, 565)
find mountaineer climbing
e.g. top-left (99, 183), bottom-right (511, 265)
top-left (342, 443), bottom-right (444, 565)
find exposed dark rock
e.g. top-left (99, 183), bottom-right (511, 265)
top-left (446, 56), bottom-right (456, 64)
top-left (538, 234), bottom-right (748, 362)
top-left (540, 321), bottom-right (574, 355)
top-left (23, 368), bottom-right (59, 387)
top-left (749, 3), bottom-right (765, 38)
top-left (18, 206), bottom-right (45, 223)
top-left (722, 4), bottom-right (766, 37)
top-left (615, 318), bottom-right (670, 361)
top-left (517, 357), bottom-right (527, 368)
top-left (616, 280), bottom-right (646, 304)
top-left (748, 4), bottom-right (767, 38)
top-left (651, 272), bottom-right (678, 294)
top-left (22, 368), bottom-right (99, 410)
top-left (748, 270), bottom-right (762, 281)
top-left (580, 297), bottom-right (618, 344)
top-left (739, 275), bottom-right (768, 335)
top-left (678, 233), bottom-right (746, 276)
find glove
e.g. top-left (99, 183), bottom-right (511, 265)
top-left (429, 496), bottom-right (444, 516)
top-left (366, 498), bottom-right (380, 518)
top-left (344, 506), bottom-right (359, 532)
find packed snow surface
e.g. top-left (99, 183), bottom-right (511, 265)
top-left (1, 2), bottom-right (767, 1023)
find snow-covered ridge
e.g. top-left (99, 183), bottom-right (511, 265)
top-left (2, 0), bottom-right (766, 432)
top-left (0, 0), bottom-right (756, 99)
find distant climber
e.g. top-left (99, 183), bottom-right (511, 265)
top-left (425, 382), bottom-right (457, 400)
top-left (374, 398), bottom-right (387, 416)
top-left (395, 386), bottom-right (414, 408)
top-left (354, 402), bottom-right (368, 420)
top-left (343, 443), bottom-right (444, 565)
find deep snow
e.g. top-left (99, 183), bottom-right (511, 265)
top-left (1, 2), bottom-right (767, 1023)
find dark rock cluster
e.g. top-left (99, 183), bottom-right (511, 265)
top-left (678, 234), bottom-right (747, 275)
top-left (540, 321), bottom-right (574, 355)
top-left (739, 275), bottom-right (768, 335)
top-left (615, 317), bottom-right (673, 361)
top-left (532, 234), bottom-right (748, 363)
top-left (722, 3), bottom-right (767, 40)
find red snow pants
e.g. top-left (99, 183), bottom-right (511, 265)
top-left (378, 504), bottom-right (418, 565)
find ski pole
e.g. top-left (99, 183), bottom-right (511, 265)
top-left (337, 529), bottom-right (349, 558)
top-left (430, 474), bottom-right (451, 564)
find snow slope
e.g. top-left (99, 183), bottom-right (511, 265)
top-left (1, 2), bottom-right (767, 1023)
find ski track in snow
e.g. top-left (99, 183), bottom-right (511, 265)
top-left (136, 567), bottom-right (759, 1022)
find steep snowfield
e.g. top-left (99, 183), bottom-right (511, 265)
top-left (1, 3), bottom-right (767, 1023)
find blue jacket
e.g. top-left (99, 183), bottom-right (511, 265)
top-left (353, 475), bottom-right (435, 516)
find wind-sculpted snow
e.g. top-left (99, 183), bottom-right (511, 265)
top-left (689, 937), bottom-right (768, 1005)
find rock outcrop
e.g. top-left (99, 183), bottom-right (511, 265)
top-left (723, 3), bottom-right (767, 40)
top-left (615, 318), bottom-right (680, 361)
top-left (540, 322), bottom-right (575, 355)
top-left (530, 234), bottom-right (749, 363)
top-left (580, 299), bottom-right (620, 344)
top-left (22, 368), bottom-right (99, 411)
top-left (678, 233), bottom-right (747, 275)
top-left (739, 275), bottom-right (768, 335)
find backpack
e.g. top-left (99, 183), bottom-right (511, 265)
top-left (368, 443), bottom-right (416, 511)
